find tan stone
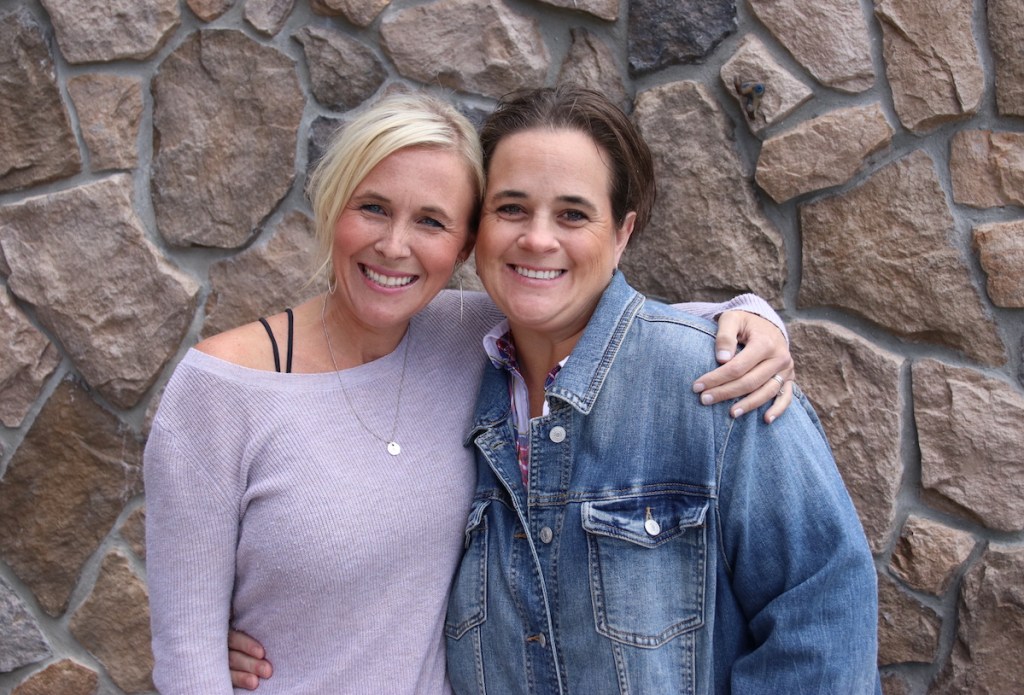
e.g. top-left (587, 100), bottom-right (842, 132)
top-left (537, 0), bottom-right (617, 21)
top-left (152, 30), bottom-right (303, 248)
top-left (121, 506), bottom-right (146, 560)
top-left (245, 0), bottom-right (295, 36)
top-left (747, 0), bottom-right (874, 93)
top-left (788, 321), bottom-right (903, 553)
top-left (0, 576), bottom-right (51, 672)
top-left (0, 379), bottom-right (143, 616)
top-left (622, 81), bottom-right (785, 304)
top-left (989, 0), bottom-right (1024, 116)
top-left (875, 0), bottom-right (984, 132)
top-left (12, 659), bottom-right (98, 695)
top-left (881, 673), bottom-right (913, 695)
top-left (39, 0), bottom-right (180, 64)
top-left (890, 516), bottom-right (975, 596)
top-left (877, 574), bottom-right (942, 665)
top-left (66, 74), bottom-right (143, 172)
top-left (187, 0), bottom-right (234, 21)
top-left (557, 28), bottom-right (629, 111)
top-left (799, 150), bottom-right (1006, 366)
top-left (70, 551), bottom-right (154, 693)
top-left (0, 9), bottom-right (81, 192)
top-left (719, 34), bottom-right (814, 135)
top-left (756, 103), bottom-right (893, 203)
top-left (913, 359), bottom-right (1024, 532)
top-left (973, 220), bottom-right (1024, 307)
top-left (202, 212), bottom-right (321, 338)
top-left (935, 545), bottom-right (1024, 693)
top-left (0, 289), bottom-right (61, 428)
top-left (380, 0), bottom-right (549, 100)
top-left (950, 130), bottom-right (1024, 208)
top-left (0, 175), bottom-right (200, 408)
top-left (295, 26), bottom-right (386, 111)
top-left (310, 0), bottom-right (390, 27)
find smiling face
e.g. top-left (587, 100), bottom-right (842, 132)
top-left (475, 128), bottom-right (635, 351)
top-left (330, 146), bottom-right (477, 335)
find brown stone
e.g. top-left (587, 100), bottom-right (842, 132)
top-left (380, 0), bottom-right (549, 100)
top-left (66, 74), bottom-right (144, 172)
top-left (881, 673), bottom-right (913, 695)
top-left (0, 576), bottom-right (51, 672)
top-left (788, 321), bottom-right (904, 553)
top-left (294, 26), bottom-right (386, 111)
top-left (877, 574), bottom-right (942, 665)
top-left (39, 0), bottom-right (180, 64)
top-left (719, 34), bottom-right (814, 135)
top-left (121, 506), bottom-right (147, 560)
top-left (913, 359), bottom-right (1024, 533)
top-left (69, 551), bottom-right (154, 693)
top-left (310, 0), bottom-right (390, 27)
top-left (890, 516), bottom-right (975, 596)
top-left (152, 30), bottom-right (304, 248)
top-left (799, 150), bottom-right (1006, 366)
top-left (875, 0), bottom-right (984, 133)
top-left (756, 103), bottom-right (893, 203)
top-left (0, 379), bottom-right (143, 616)
top-left (0, 290), bottom-right (61, 428)
top-left (245, 0), bottom-right (295, 36)
top-left (202, 212), bottom-right (322, 338)
top-left (747, 0), bottom-right (874, 93)
top-left (0, 175), bottom-right (200, 408)
top-left (935, 545), bottom-right (1024, 693)
top-left (188, 0), bottom-right (234, 21)
top-left (537, 0), bottom-right (618, 21)
top-left (557, 28), bottom-right (629, 112)
top-left (973, 220), bottom-right (1024, 308)
top-left (950, 130), bottom-right (1024, 208)
top-left (0, 9), bottom-right (81, 192)
top-left (12, 659), bottom-right (98, 695)
top-left (989, 0), bottom-right (1024, 117)
top-left (622, 81), bottom-right (785, 304)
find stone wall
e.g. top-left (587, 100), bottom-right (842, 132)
top-left (0, 0), bottom-right (1021, 692)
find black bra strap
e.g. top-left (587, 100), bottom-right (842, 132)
top-left (284, 308), bottom-right (294, 374)
top-left (259, 317), bottom-right (282, 373)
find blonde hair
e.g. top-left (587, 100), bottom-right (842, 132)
top-left (306, 93), bottom-right (485, 279)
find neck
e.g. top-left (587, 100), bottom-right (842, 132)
top-left (508, 324), bottom-right (582, 418)
top-left (322, 293), bottom-right (409, 368)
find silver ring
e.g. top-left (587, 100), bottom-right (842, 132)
top-left (771, 374), bottom-right (785, 395)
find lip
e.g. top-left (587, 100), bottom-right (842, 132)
top-left (359, 263), bottom-right (419, 290)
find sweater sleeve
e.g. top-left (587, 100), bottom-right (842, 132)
top-left (145, 416), bottom-right (241, 694)
top-left (672, 293), bottom-right (788, 343)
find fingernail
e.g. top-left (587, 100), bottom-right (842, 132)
top-left (701, 393), bottom-right (714, 405)
top-left (693, 382), bottom-right (705, 393)
top-left (717, 350), bottom-right (732, 362)
top-left (767, 414), bottom-right (776, 424)
top-left (732, 407), bottom-right (744, 418)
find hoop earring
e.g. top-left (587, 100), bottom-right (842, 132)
top-left (327, 274), bottom-right (337, 295)
top-left (459, 275), bottom-right (464, 322)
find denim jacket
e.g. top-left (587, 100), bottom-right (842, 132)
top-left (445, 273), bottom-right (881, 695)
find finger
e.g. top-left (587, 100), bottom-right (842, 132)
top-left (727, 374), bottom-right (783, 418)
top-left (713, 311), bottom-right (742, 363)
top-left (228, 649), bottom-right (273, 679)
top-left (228, 630), bottom-right (266, 659)
top-left (694, 330), bottom-right (791, 395)
top-left (231, 670), bottom-right (260, 691)
top-left (764, 379), bottom-right (795, 424)
top-left (696, 352), bottom-right (791, 405)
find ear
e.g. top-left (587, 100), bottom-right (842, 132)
top-left (612, 211), bottom-right (637, 266)
top-left (457, 230), bottom-right (477, 264)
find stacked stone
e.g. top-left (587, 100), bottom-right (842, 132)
top-left (0, 0), bottom-right (1021, 693)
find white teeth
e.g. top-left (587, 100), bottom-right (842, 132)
top-left (363, 266), bottom-right (416, 287)
top-left (514, 266), bottom-right (562, 280)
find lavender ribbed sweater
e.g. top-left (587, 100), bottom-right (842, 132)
top-left (144, 289), bottom-right (780, 695)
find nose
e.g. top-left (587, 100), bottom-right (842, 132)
top-left (374, 223), bottom-right (411, 259)
top-left (517, 219), bottom-right (558, 254)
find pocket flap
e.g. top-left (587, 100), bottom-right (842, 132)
top-left (582, 496), bottom-right (709, 548)
top-left (463, 498), bottom-right (489, 548)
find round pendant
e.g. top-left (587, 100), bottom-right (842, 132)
top-left (387, 441), bottom-right (401, 456)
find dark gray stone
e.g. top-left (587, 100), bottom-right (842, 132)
top-left (0, 577), bottom-right (51, 673)
top-left (294, 26), bottom-right (386, 111)
top-left (628, 0), bottom-right (737, 75)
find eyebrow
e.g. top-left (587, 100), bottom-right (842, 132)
top-left (489, 189), bottom-right (598, 210)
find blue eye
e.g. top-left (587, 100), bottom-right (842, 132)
top-left (563, 210), bottom-right (588, 222)
top-left (420, 217), bottom-right (445, 230)
top-left (362, 203), bottom-right (385, 215)
top-left (496, 204), bottom-right (524, 216)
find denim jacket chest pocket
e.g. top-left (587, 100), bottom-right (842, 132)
top-left (582, 495), bottom-right (709, 648)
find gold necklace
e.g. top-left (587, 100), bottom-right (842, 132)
top-left (320, 294), bottom-right (410, 456)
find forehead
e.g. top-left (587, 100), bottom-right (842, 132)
top-left (486, 128), bottom-right (613, 196)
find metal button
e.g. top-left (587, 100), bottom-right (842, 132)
top-left (644, 518), bottom-right (661, 536)
top-left (549, 426), bottom-right (566, 443)
top-left (527, 633), bottom-right (547, 648)
top-left (539, 526), bottom-right (553, 544)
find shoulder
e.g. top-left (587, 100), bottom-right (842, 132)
top-left (195, 314), bottom-right (285, 371)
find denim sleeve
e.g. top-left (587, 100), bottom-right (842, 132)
top-left (715, 393), bottom-right (881, 694)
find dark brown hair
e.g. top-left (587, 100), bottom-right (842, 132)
top-left (479, 85), bottom-right (656, 240)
